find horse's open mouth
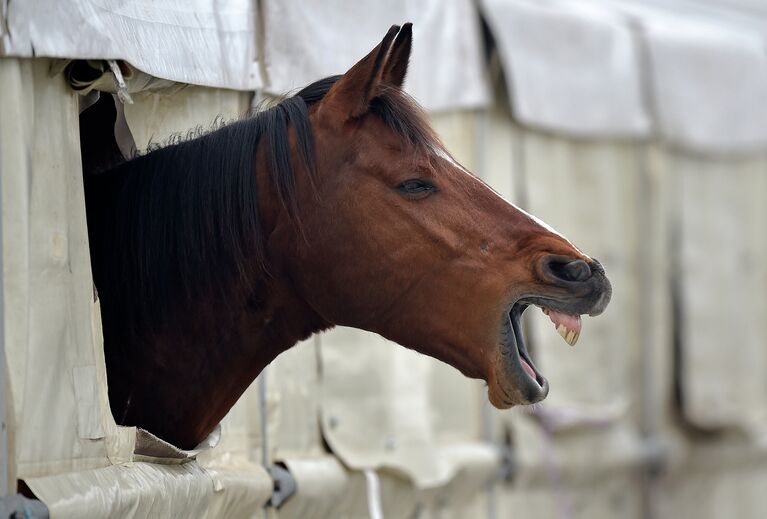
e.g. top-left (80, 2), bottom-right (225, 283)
top-left (498, 299), bottom-right (584, 406)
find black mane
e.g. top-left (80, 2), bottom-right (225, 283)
top-left (85, 76), bottom-right (438, 336)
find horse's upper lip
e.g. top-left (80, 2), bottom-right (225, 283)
top-left (518, 295), bottom-right (599, 318)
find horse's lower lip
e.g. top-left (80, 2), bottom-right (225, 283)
top-left (496, 304), bottom-right (549, 405)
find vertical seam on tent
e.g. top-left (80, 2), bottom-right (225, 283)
top-left (0, 102), bottom-right (8, 494)
top-left (629, 13), bottom-right (665, 519)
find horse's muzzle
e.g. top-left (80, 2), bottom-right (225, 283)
top-left (537, 255), bottom-right (612, 317)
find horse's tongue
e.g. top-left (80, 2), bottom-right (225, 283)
top-left (521, 358), bottom-right (537, 382)
top-left (542, 308), bottom-right (582, 346)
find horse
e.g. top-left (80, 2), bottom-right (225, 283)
top-left (85, 24), bottom-right (612, 450)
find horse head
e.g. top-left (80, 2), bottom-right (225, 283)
top-left (88, 24), bottom-right (613, 448)
top-left (270, 25), bottom-right (612, 408)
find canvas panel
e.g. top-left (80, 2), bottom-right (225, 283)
top-left (1, 1), bottom-right (261, 91)
top-left (261, 0), bottom-right (489, 112)
top-left (656, 442), bottom-right (767, 519)
top-left (497, 469), bottom-right (643, 519)
top-left (318, 327), bottom-right (452, 487)
top-left (0, 66), bottom-right (274, 515)
top-left (669, 151), bottom-right (767, 433)
top-left (521, 132), bottom-right (644, 418)
top-left (643, 21), bottom-right (767, 154)
top-left (25, 460), bottom-right (271, 519)
top-left (489, 129), bottom-right (652, 507)
top-left (480, 0), bottom-right (650, 138)
top-left (0, 58), bottom-right (134, 478)
top-left (482, 0), bottom-right (767, 154)
top-left (123, 87), bottom-right (251, 154)
top-left (275, 457), bottom-right (348, 519)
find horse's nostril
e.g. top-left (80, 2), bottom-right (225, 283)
top-left (545, 257), bottom-right (592, 283)
top-left (561, 260), bottom-right (591, 282)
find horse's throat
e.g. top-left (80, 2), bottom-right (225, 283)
top-left (106, 283), bottom-right (329, 449)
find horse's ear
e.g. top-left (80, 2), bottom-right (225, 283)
top-left (321, 25), bottom-right (400, 120)
top-left (382, 22), bottom-right (412, 88)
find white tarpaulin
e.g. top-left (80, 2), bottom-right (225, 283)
top-left (493, 127), bottom-right (649, 515)
top-left (319, 328), bottom-right (460, 488)
top-left (26, 461), bottom-right (271, 519)
top-left (480, 0), bottom-right (650, 138)
top-left (261, 0), bottom-right (489, 112)
top-left (0, 1), bottom-right (261, 91)
top-left (643, 21), bottom-right (767, 154)
top-left (671, 152), bottom-right (767, 433)
top-left (0, 58), bottom-right (275, 518)
top-left (522, 135), bottom-right (642, 416)
top-left (0, 57), bottom-right (133, 479)
top-left (482, 0), bottom-right (767, 153)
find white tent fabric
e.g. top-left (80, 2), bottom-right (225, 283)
top-left (671, 152), bottom-right (767, 433)
top-left (481, 0), bottom-right (767, 153)
top-left (5, 0), bottom-right (767, 153)
top-left (493, 127), bottom-right (650, 514)
top-left (521, 135), bottom-right (642, 416)
top-left (606, 0), bottom-right (767, 153)
top-left (319, 328), bottom-right (474, 488)
top-left (316, 329), bottom-right (500, 511)
top-left (643, 21), bottom-right (767, 154)
top-left (480, 0), bottom-right (650, 138)
top-left (26, 461), bottom-right (271, 519)
top-left (4, 2), bottom-right (767, 516)
top-left (261, 0), bottom-right (490, 112)
top-left (0, 59), bottom-right (275, 517)
top-left (263, 340), bottom-right (356, 518)
top-left (1, 1), bottom-right (261, 91)
top-left (0, 0), bottom-right (491, 108)
top-left (486, 121), bottom-right (767, 517)
top-left (265, 337), bottom-right (498, 518)
top-left (0, 58), bottom-right (133, 479)
top-left (123, 87), bottom-right (250, 154)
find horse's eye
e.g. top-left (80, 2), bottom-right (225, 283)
top-left (396, 178), bottom-right (437, 198)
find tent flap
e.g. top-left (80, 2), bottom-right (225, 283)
top-left (2, 1), bottom-right (261, 91)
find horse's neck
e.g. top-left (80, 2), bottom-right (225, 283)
top-left (107, 276), bottom-right (328, 449)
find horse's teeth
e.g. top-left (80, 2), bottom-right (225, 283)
top-left (556, 324), bottom-right (579, 346)
top-left (546, 309), bottom-right (581, 347)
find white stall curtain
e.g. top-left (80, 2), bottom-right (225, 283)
top-left (0, 58), bottom-right (273, 517)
